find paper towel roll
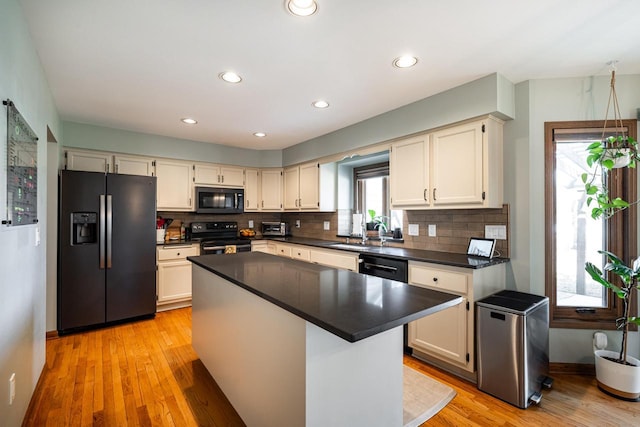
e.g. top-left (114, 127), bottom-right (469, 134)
top-left (352, 213), bottom-right (363, 235)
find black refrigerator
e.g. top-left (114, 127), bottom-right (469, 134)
top-left (58, 170), bottom-right (157, 333)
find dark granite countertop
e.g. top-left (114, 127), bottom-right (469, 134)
top-left (188, 252), bottom-right (462, 342)
top-left (157, 239), bottom-right (198, 247)
top-left (257, 236), bottom-right (509, 269)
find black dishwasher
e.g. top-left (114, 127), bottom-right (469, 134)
top-left (359, 254), bottom-right (411, 353)
top-left (359, 254), bottom-right (408, 281)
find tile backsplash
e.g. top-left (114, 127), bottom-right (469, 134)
top-left (285, 204), bottom-right (510, 258)
top-left (161, 204), bottom-right (510, 258)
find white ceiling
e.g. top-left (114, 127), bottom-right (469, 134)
top-left (19, 0), bottom-right (640, 150)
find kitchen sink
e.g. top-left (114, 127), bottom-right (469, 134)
top-left (328, 243), bottom-right (375, 251)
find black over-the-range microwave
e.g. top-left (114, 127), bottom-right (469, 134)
top-left (195, 186), bottom-right (244, 214)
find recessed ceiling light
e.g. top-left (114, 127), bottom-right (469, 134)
top-left (286, 0), bottom-right (317, 16)
top-left (181, 118), bottom-right (197, 124)
top-left (253, 132), bottom-right (267, 138)
top-left (312, 100), bottom-right (329, 109)
top-left (219, 71), bottom-right (242, 83)
top-left (393, 56), bottom-right (418, 68)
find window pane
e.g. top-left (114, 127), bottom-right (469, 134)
top-left (364, 176), bottom-right (384, 219)
top-left (555, 141), bottom-right (606, 307)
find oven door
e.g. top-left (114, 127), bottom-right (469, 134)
top-left (196, 187), bottom-right (244, 214)
top-left (200, 242), bottom-right (251, 255)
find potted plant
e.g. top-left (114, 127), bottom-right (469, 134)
top-left (367, 209), bottom-right (389, 238)
top-left (585, 251), bottom-right (640, 400)
top-left (582, 135), bottom-right (640, 219)
top-left (578, 66), bottom-right (640, 400)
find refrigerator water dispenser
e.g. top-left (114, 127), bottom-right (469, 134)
top-left (71, 212), bottom-right (97, 245)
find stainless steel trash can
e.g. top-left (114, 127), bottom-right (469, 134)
top-left (476, 290), bottom-right (551, 408)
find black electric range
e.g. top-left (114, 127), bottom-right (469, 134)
top-left (190, 221), bottom-right (251, 254)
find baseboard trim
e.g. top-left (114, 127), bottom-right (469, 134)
top-left (45, 330), bottom-right (59, 340)
top-left (549, 362), bottom-right (595, 376)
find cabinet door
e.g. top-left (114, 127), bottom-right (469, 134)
top-left (220, 166), bottom-right (245, 187)
top-left (155, 160), bottom-right (194, 210)
top-left (283, 166), bottom-right (300, 210)
top-left (409, 297), bottom-right (468, 366)
top-left (261, 169), bottom-right (283, 210)
top-left (244, 168), bottom-right (260, 211)
top-left (431, 121), bottom-right (484, 205)
top-left (114, 155), bottom-right (154, 176)
top-left (309, 248), bottom-right (359, 271)
top-left (65, 150), bottom-right (112, 173)
top-left (299, 162), bottom-right (319, 209)
top-left (157, 260), bottom-right (192, 303)
top-left (194, 164), bottom-right (221, 185)
top-left (390, 135), bottom-right (430, 208)
top-left (251, 241), bottom-right (269, 253)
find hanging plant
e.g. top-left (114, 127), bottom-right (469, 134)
top-left (582, 135), bottom-right (639, 219)
top-left (581, 65), bottom-right (640, 220)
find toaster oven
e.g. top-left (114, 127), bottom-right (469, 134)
top-left (261, 221), bottom-right (290, 236)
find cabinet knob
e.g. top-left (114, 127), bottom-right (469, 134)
top-left (433, 277), bottom-right (438, 282)
top-left (177, 252), bottom-right (180, 256)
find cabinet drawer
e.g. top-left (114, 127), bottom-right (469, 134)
top-left (275, 244), bottom-right (292, 257)
top-left (157, 245), bottom-right (199, 261)
top-left (409, 264), bottom-right (468, 294)
top-left (291, 246), bottom-right (310, 261)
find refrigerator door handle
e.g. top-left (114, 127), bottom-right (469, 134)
top-left (99, 195), bottom-right (106, 269)
top-left (106, 195), bottom-right (113, 269)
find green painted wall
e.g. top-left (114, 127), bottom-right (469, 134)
top-left (63, 121), bottom-right (283, 167)
top-left (282, 73), bottom-right (515, 165)
top-left (509, 74), bottom-right (640, 363)
top-left (0, 0), bottom-right (62, 425)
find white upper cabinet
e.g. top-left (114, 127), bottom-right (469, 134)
top-left (155, 159), bottom-right (194, 211)
top-left (431, 120), bottom-right (484, 206)
top-left (194, 163), bottom-right (244, 188)
top-left (298, 162), bottom-right (320, 209)
top-left (390, 116), bottom-right (503, 210)
top-left (390, 134), bottom-right (430, 208)
top-left (284, 162), bottom-right (336, 211)
top-left (261, 168), bottom-right (283, 211)
top-left (283, 166), bottom-right (300, 210)
top-left (114, 155), bottom-right (154, 176)
top-left (65, 149), bottom-right (112, 173)
top-left (244, 168), bottom-right (260, 211)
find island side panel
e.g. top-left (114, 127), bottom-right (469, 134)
top-left (306, 323), bottom-right (403, 427)
top-left (192, 265), bottom-right (307, 427)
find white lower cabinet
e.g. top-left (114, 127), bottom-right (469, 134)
top-left (407, 261), bottom-right (505, 375)
top-left (156, 244), bottom-right (199, 311)
top-left (259, 241), bottom-right (359, 272)
top-left (309, 248), bottom-right (359, 271)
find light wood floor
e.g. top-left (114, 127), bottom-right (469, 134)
top-left (24, 308), bottom-right (640, 426)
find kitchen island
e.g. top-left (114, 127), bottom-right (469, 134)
top-left (189, 252), bottom-right (462, 427)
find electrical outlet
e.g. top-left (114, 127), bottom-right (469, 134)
top-left (248, 220), bottom-right (254, 228)
top-left (9, 373), bottom-right (15, 405)
top-left (428, 224), bottom-right (436, 237)
top-left (295, 219), bottom-right (301, 228)
top-left (323, 221), bottom-right (330, 231)
top-left (485, 225), bottom-right (507, 240)
top-left (408, 224), bottom-right (419, 236)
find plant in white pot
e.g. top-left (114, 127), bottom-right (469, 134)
top-left (579, 65), bottom-right (640, 400)
top-left (585, 252), bottom-right (640, 400)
